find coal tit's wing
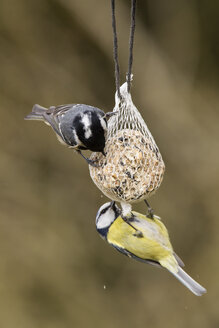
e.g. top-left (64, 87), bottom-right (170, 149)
top-left (47, 104), bottom-right (76, 116)
top-left (44, 104), bottom-right (79, 143)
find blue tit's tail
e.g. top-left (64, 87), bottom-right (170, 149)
top-left (24, 104), bottom-right (47, 121)
top-left (169, 266), bottom-right (206, 296)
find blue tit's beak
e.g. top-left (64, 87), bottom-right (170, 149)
top-left (110, 201), bottom-right (121, 219)
top-left (110, 201), bottom-right (116, 209)
top-left (104, 111), bottom-right (118, 120)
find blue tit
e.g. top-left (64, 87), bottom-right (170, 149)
top-left (25, 104), bottom-right (115, 166)
top-left (96, 202), bottom-right (206, 296)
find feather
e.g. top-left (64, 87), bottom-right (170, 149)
top-left (168, 266), bottom-right (206, 296)
top-left (24, 104), bottom-right (47, 120)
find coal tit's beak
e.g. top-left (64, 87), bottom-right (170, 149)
top-left (104, 111), bottom-right (118, 120)
top-left (102, 151), bottom-right (106, 157)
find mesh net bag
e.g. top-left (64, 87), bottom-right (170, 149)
top-left (89, 82), bottom-right (165, 204)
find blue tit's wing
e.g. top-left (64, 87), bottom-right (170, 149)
top-left (129, 214), bottom-right (173, 251)
top-left (129, 213), bottom-right (185, 267)
top-left (173, 252), bottom-right (185, 267)
top-left (111, 243), bottom-right (161, 267)
top-left (112, 244), bottom-right (132, 257)
top-left (108, 216), bottom-right (173, 263)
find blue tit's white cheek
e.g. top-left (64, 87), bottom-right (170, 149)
top-left (81, 113), bottom-right (92, 139)
top-left (96, 209), bottom-right (115, 229)
top-left (96, 202), bottom-right (111, 222)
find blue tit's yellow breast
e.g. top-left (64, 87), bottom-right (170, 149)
top-left (107, 215), bottom-right (173, 262)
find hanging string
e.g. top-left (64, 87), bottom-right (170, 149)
top-left (111, 0), bottom-right (121, 99)
top-left (127, 0), bottom-right (137, 93)
top-left (111, 0), bottom-right (137, 97)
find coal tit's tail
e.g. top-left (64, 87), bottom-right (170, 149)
top-left (24, 104), bottom-right (47, 121)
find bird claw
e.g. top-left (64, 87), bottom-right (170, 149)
top-left (144, 200), bottom-right (154, 219)
top-left (87, 159), bottom-right (101, 167)
top-left (77, 150), bottom-right (101, 167)
top-left (133, 230), bottom-right (143, 238)
top-left (147, 208), bottom-right (154, 219)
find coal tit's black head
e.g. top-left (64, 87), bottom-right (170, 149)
top-left (73, 107), bottom-right (107, 152)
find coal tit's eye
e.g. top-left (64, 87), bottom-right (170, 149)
top-left (100, 116), bottom-right (107, 130)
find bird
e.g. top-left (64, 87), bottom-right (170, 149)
top-left (96, 201), bottom-right (207, 296)
top-left (25, 103), bottom-right (116, 166)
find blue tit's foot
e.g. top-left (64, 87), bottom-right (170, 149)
top-left (144, 199), bottom-right (154, 219)
top-left (133, 230), bottom-right (143, 238)
top-left (122, 214), bottom-right (143, 238)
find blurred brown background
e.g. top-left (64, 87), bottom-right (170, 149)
top-left (0, 0), bottom-right (218, 327)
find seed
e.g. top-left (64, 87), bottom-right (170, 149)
top-left (89, 129), bottom-right (165, 203)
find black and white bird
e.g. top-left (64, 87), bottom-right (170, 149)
top-left (25, 103), bottom-right (115, 166)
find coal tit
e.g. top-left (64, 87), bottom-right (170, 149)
top-left (25, 103), bottom-right (115, 166)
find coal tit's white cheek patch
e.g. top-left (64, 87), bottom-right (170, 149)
top-left (81, 113), bottom-right (92, 139)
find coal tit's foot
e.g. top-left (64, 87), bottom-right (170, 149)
top-left (77, 150), bottom-right (100, 167)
